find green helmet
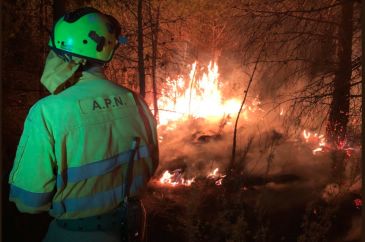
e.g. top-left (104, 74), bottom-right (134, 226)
top-left (49, 7), bottom-right (122, 63)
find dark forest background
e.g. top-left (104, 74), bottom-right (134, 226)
top-left (1, 0), bottom-right (363, 242)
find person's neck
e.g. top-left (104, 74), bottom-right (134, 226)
top-left (85, 65), bottom-right (104, 74)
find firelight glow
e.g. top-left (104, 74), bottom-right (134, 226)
top-left (157, 62), bottom-right (244, 126)
top-left (156, 61), bottom-right (263, 187)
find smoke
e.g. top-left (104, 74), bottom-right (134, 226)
top-left (156, 111), bottom-right (334, 188)
top-left (343, 215), bottom-right (362, 242)
top-left (150, 59), bottom-right (361, 242)
top-left (154, 58), bottom-right (360, 192)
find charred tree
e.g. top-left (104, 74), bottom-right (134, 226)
top-left (326, 1), bottom-right (354, 147)
top-left (137, 0), bottom-right (146, 97)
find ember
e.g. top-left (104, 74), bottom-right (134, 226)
top-left (354, 198), bottom-right (362, 209)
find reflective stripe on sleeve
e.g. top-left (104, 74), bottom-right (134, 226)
top-left (9, 185), bottom-right (54, 208)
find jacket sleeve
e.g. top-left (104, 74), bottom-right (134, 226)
top-left (9, 103), bottom-right (56, 214)
top-left (133, 94), bottom-right (159, 175)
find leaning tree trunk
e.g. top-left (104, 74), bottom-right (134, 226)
top-left (326, 1), bottom-right (353, 147)
top-left (137, 0), bottom-right (146, 98)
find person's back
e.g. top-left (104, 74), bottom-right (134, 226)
top-left (8, 7), bottom-right (158, 242)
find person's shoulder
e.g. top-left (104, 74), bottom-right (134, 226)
top-left (29, 95), bottom-right (52, 109)
top-left (23, 97), bottom-right (49, 122)
top-left (104, 81), bottom-right (142, 99)
top-left (103, 79), bottom-right (134, 93)
top-left (35, 93), bottom-right (63, 106)
top-left (27, 94), bottom-right (62, 117)
top-left (118, 85), bottom-right (137, 95)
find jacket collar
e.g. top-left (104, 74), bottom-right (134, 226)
top-left (78, 66), bottom-right (107, 82)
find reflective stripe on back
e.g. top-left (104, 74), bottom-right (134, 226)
top-left (56, 145), bottom-right (149, 188)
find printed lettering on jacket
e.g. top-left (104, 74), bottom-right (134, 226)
top-left (78, 93), bottom-right (136, 114)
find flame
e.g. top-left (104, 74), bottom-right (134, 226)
top-left (207, 168), bottom-right (219, 178)
top-left (156, 61), bottom-right (262, 188)
top-left (157, 62), bottom-right (259, 126)
top-left (280, 108), bottom-right (284, 116)
top-left (303, 130), bottom-right (311, 142)
top-left (302, 130), bottom-right (355, 156)
top-left (215, 179), bottom-right (223, 186)
top-left (207, 168), bottom-right (226, 186)
top-left (312, 147), bottom-right (323, 155)
top-left (158, 167), bottom-right (226, 187)
top-left (207, 168), bottom-right (226, 179)
top-left (302, 130), bottom-right (327, 155)
top-left (159, 170), bottom-right (195, 187)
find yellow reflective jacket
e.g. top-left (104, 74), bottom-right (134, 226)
top-left (9, 68), bottom-right (158, 219)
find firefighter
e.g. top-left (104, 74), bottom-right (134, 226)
top-left (8, 7), bottom-right (158, 242)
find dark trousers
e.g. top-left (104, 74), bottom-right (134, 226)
top-left (43, 219), bottom-right (128, 242)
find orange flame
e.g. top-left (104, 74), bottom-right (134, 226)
top-left (157, 62), bottom-right (259, 126)
top-left (302, 130), bottom-right (327, 155)
top-left (159, 170), bottom-right (195, 186)
top-left (207, 168), bottom-right (226, 186)
top-left (302, 130), bottom-right (356, 156)
top-left (280, 108), bottom-right (284, 116)
top-left (158, 167), bottom-right (226, 187)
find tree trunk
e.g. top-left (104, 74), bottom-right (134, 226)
top-left (39, 0), bottom-right (47, 98)
top-left (149, 2), bottom-right (160, 119)
top-left (326, 1), bottom-right (353, 148)
top-left (137, 0), bottom-right (146, 97)
top-left (53, 0), bottom-right (65, 22)
top-left (326, 1), bottom-right (353, 184)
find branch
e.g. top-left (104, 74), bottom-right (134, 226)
top-left (124, 1), bottom-right (137, 18)
top-left (350, 94), bottom-right (362, 98)
top-left (272, 31), bottom-right (338, 40)
top-left (233, 2), bottom-right (342, 14)
top-left (228, 45), bottom-right (263, 177)
top-left (234, 4), bottom-right (339, 25)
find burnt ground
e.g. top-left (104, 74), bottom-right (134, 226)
top-left (2, 124), bottom-right (362, 242)
top-left (144, 120), bottom-right (362, 242)
top-left (2, 162), bottom-right (362, 242)
top-left (142, 175), bottom-right (361, 242)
